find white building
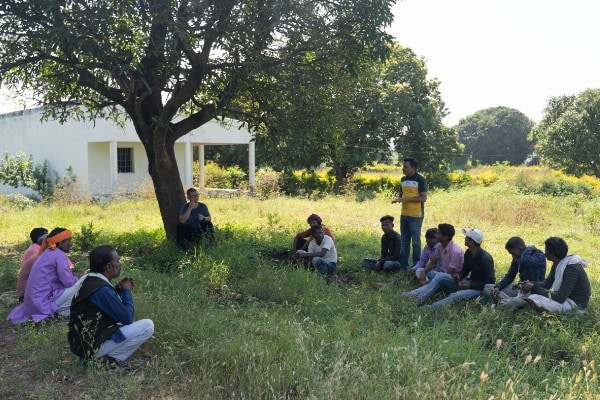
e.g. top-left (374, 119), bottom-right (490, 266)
top-left (0, 107), bottom-right (255, 197)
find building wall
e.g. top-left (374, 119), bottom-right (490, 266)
top-left (0, 108), bottom-right (90, 185)
top-left (0, 107), bottom-right (253, 196)
top-left (87, 142), bottom-right (111, 193)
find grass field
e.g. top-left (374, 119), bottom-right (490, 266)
top-left (1, 177), bottom-right (600, 399)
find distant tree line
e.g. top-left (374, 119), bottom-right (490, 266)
top-left (2, 0), bottom-right (598, 230)
top-left (207, 86), bottom-right (600, 182)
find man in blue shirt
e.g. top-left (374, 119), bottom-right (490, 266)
top-left (68, 245), bottom-right (154, 368)
top-left (482, 236), bottom-right (546, 307)
top-left (176, 187), bottom-right (214, 250)
top-left (408, 227), bottom-right (440, 282)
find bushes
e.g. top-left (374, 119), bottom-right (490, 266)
top-left (512, 169), bottom-right (596, 197)
top-left (0, 151), bottom-right (91, 202)
top-left (203, 161), bottom-right (228, 188)
top-left (194, 161), bottom-right (248, 189)
top-left (352, 175), bottom-right (401, 193)
top-left (471, 170), bottom-right (499, 187)
top-left (183, 160), bottom-right (600, 199)
top-left (0, 194), bottom-right (37, 211)
top-left (255, 167), bottom-right (282, 198)
top-left (0, 152), bottom-right (54, 200)
top-left (281, 170), bottom-right (334, 198)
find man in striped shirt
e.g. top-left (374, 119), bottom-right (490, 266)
top-left (392, 157), bottom-right (428, 271)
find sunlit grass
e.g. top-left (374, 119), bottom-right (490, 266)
top-left (1, 174), bottom-right (600, 398)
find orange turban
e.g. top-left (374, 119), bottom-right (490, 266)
top-left (38, 229), bottom-right (72, 255)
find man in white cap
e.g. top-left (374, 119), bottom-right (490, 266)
top-left (429, 228), bottom-right (495, 308)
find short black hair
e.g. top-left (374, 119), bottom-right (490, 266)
top-left (425, 228), bottom-right (438, 239)
top-left (29, 227), bottom-right (48, 244)
top-left (186, 187), bottom-right (199, 196)
top-left (437, 223), bottom-right (455, 240)
top-left (310, 225), bottom-right (324, 235)
top-left (380, 215), bottom-right (394, 223)
top-left (48, 227), bottom-right (67, 238)
top-left (544, 237), bottom-right (568, 260)
top-left (89, 245), bottom-right (116, 273)
top-left (505, 237), bottom-right (526, 251)
top-left (403, 157), bottom-right (418, 169)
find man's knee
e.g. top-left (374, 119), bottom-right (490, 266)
top-left (383, 261), bottom-right (402, 271)
top-left (362, 258), bottom-right (376, 269)
top-left (140, 319), bottom-right (154, 338)
top-left (482, 284), bottom-right (495, 296)
top-left (132, 319), bottom-right (154, 340)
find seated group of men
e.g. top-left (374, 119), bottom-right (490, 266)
top-left (9, 188), bottom-right (590, 371)
top-left (289, 211), bottom-right (591, 314)
top-left (8, 228), bottom-right (153, 369)
top-left (292, 214), bottom-right (338, 276)
top-left (366, 217), bottom-right (591, 313)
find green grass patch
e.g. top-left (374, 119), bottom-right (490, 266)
top-left (1, 173), bottom-right (600, 398)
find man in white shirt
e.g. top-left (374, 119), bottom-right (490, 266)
top-left (295, 226), bottom-right (337, 276)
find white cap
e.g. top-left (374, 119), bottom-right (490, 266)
top-left (462, 228), bottom-right (483, 244)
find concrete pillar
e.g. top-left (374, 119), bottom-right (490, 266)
top-left (248, 141), bottom-right (256, 193)
top-left (109, 141), bottom-right (117, 194)
top-left (198, 144), bottom-right (205, 188)
top-left (184, 141), bottom-right (192, 187)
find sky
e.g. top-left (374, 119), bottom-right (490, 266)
top-left (3, 0), bottom-right (600, 127)
top-left (389, 0), bottom-right (600, 126)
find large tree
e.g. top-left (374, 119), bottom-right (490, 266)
top-left (243, 46), bottom-right (387, 189)
top-left (383, 46), bottom-right (462, 175)
top-left (454, 106), bottom-right (535, 166)
top-left (531, 88), bottom-right (600, 177)
top-left (241, 42), bottom-right (460, 189)
top-left (0, 0), bottom-right (394, 236)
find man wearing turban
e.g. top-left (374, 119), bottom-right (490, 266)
top-left (292, 214), bottom-right (336, 257)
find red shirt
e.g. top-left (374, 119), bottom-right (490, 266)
top-left (295, 224), bottom-right (336, 247)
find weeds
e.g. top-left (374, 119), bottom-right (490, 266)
top-left (77, 222), bottom-right (99, 251)
top-left (1, 178), bottom-right (600, 398)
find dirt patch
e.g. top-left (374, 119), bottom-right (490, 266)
top-left (0, 321), bottom-right (41, 399)
top-left (0, 320), bottom-right (120, 399)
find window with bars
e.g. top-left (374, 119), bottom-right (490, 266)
top-left (117, 147), bottom-right (133, 173)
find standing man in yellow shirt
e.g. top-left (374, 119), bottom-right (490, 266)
top-left (392, 157), bottom-right (428, 271)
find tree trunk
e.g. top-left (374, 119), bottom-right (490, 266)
top-left (333, 164), bottom-right (349, 193)
top-left (148, 150), bottom-right (185, 240)
top-left (127, 96), bottom-right (217, 239)
top-left (137, 125), bottom-right (186, 240)
top-left (591, 160), bottom-right (599, 178)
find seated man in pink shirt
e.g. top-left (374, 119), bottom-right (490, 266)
top-left (404, 223), bottom-right (464, 302)
top-left (16, 227), bottom-right (48, 302)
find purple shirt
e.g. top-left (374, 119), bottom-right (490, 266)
top-left (7, 248), bottom-right (78, 323)
top-left (433, 240), bottom-right (464, 274)
top-left (412, 242), bottom-right (441, 271)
